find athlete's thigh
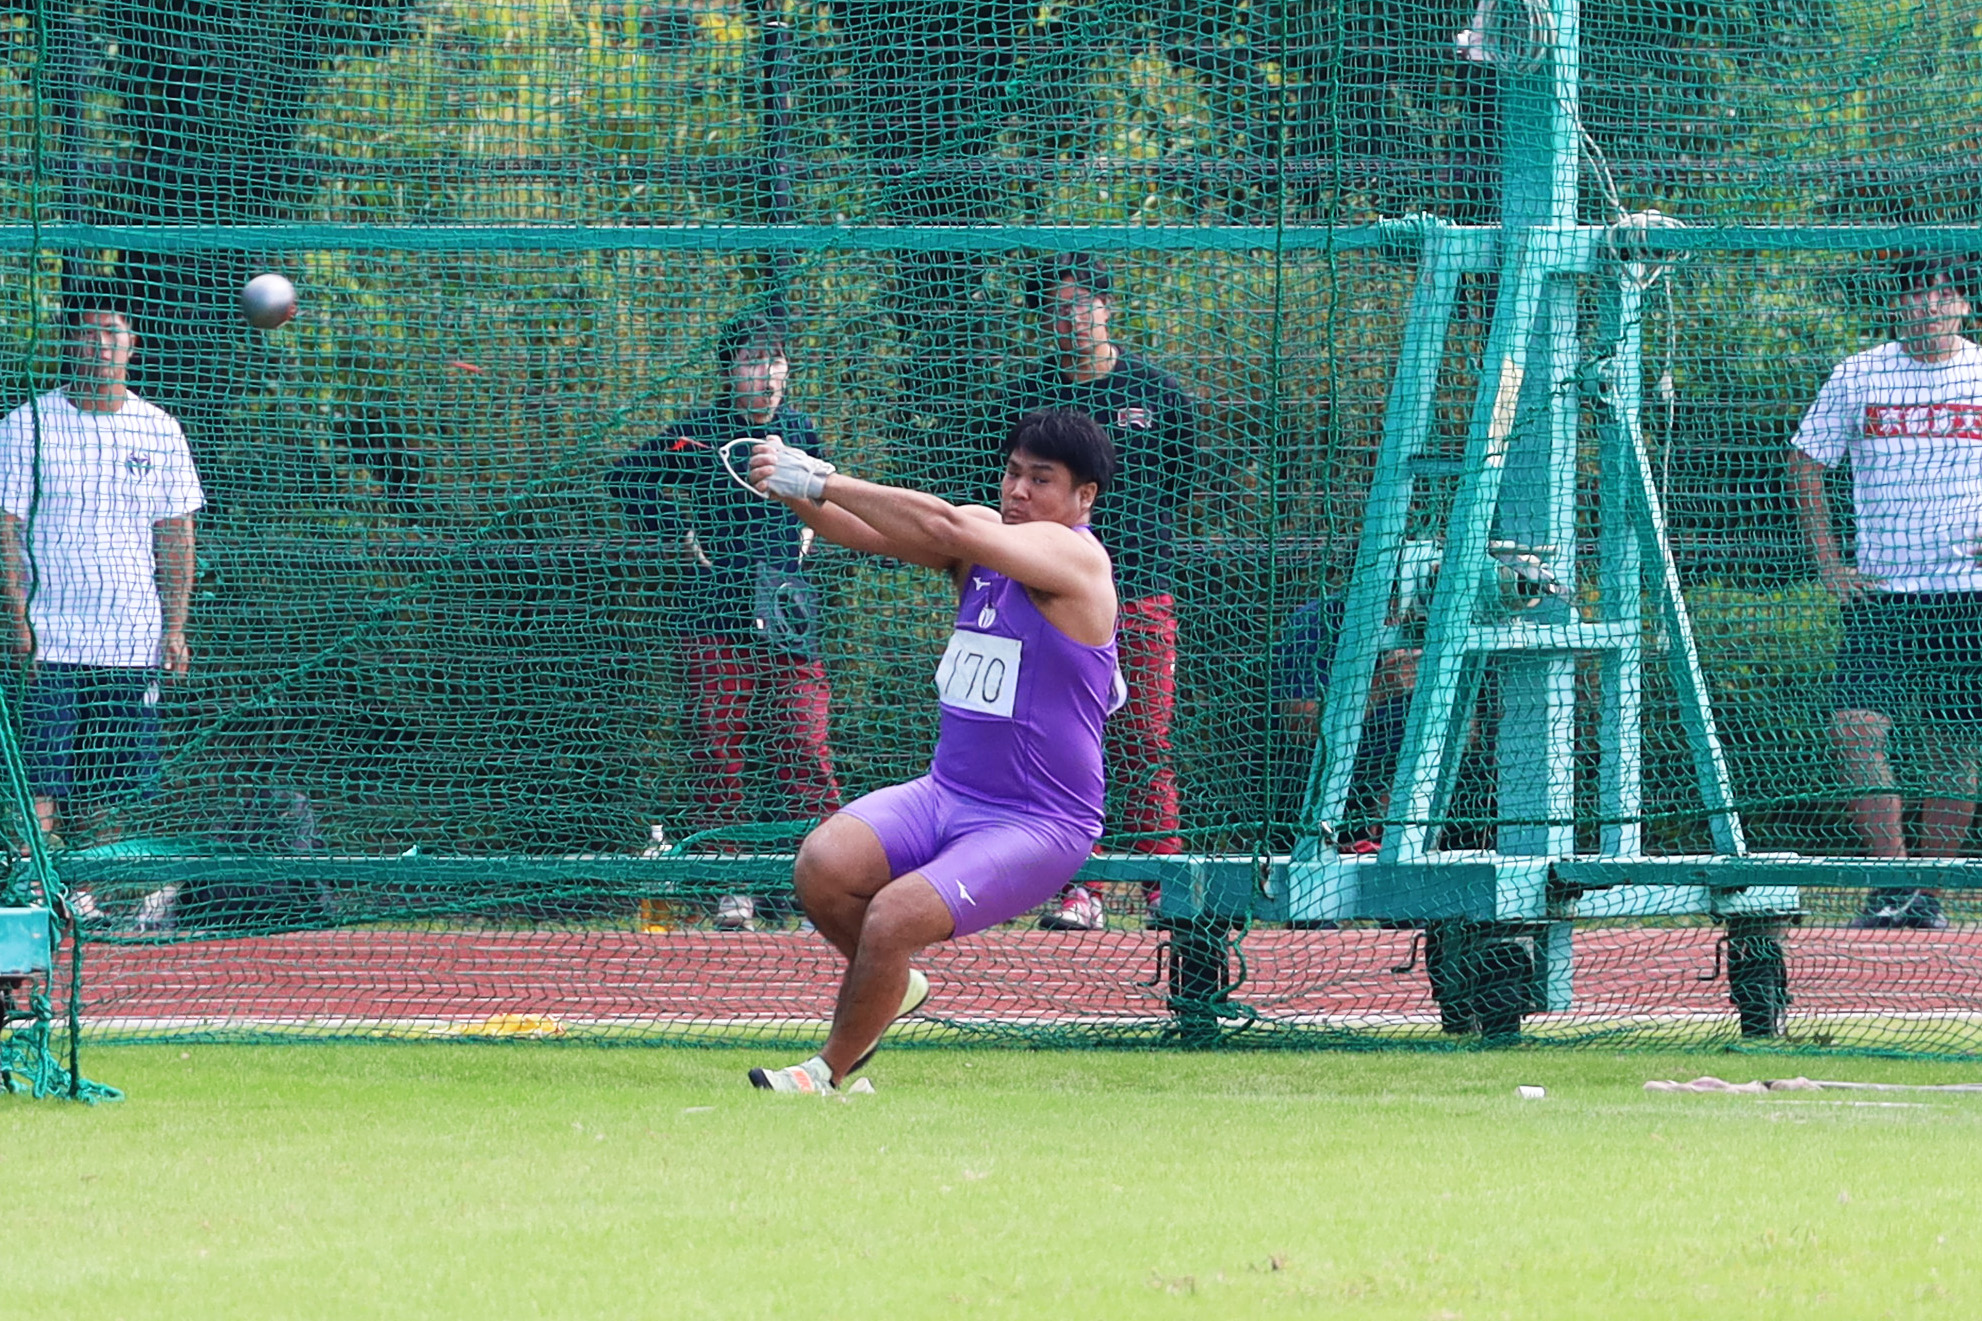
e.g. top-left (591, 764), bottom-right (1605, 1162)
top-left (917, 810), bottom-right (1097, 938)
top-left (831, 776), bottom-right (949, 887)
top-left (793, 810), bottom-right (894, 904)
top-left (861, 871), bottom-right (959, 947)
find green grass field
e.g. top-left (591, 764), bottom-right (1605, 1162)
top-left (4, 1045), bottom-right (1980, 1319)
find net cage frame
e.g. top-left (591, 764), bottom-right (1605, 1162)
top-left (2, 0), bottom-right (1982, 1067)
top-left (0, 219), bottom-right (1976, 1059)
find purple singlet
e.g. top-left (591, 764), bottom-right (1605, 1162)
top-left (930, 553), bottom-right (1124, 835)
top-left (839, 533), bottom-right (1125, 936)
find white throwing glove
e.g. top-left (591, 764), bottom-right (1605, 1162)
top-left (761, 440), bottom-right (836, 501)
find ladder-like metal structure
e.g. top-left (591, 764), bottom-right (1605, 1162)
top-left (1285, 0), bottom-right (1799, 1037)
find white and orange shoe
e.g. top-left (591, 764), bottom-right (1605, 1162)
top-left (748, 1055), bottom-right (835, 1094)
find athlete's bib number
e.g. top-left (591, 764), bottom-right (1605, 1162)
top-left (935, 629), bottom-right (1023, 718)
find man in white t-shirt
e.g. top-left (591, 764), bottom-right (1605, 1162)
top-left (1790, 253), bottom-right (1982, 930)
top-left (0, 284), bottom-right (204, 854)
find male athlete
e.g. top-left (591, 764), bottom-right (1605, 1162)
top-left (743, 408), bottom-right (1121, 1092)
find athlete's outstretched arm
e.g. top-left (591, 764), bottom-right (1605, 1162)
top-left (750, 443), bottom-right (961, 570)
top-left (765, 477), bottom-right (959, 570)
top-left (814, 473), bottom-right (1106, 602)
top-left (751, 440), bottom-right (1109, 599)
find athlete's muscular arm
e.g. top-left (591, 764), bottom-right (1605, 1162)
top-left (1789, 449), bottom-right (1880, 601)
top-left (762, 476), bottom-right (958, 570)
top-left (791, 468), bottom-right (1097, 593)
top-left (748, 443), bottom-right (959, 569)
top-left (812, 475), bottom-right (1114, 644)
top-left (751, 441), bottom-right (1115, 641)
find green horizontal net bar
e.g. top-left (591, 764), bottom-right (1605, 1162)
top-left (8, 224), bottom-right (1982, 255)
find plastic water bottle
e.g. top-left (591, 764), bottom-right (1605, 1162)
top-left (637, 825), bottom-right (676, 932)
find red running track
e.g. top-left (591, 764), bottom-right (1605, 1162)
top-left (68, 926), bottom-right (1982, 1041)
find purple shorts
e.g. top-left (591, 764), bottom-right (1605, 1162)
top-left (839, 775), bottom-right (1097, 938)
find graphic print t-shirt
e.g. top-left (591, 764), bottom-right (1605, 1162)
top-left (0, 389), bottom-right (204, 667)
top-left (1792, 338), bottom-right (1982, 593)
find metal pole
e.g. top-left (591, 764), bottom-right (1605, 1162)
top-left (758, 0), bottom-right (796, 321)
top-left (1488, 0), bottom-right (1578, 861)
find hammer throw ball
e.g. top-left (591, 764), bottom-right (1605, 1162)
top-left (241, 273), bottom-right (298, 330)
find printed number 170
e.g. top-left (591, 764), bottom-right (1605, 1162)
top-left (945, 648), bottom-right (1007, 706)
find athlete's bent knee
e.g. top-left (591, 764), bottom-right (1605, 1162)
top-left (793, 813), bottom-right (887, 902)
top-left (860, 877), bottom-right (954, 951)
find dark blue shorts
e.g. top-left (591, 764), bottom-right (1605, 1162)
top-left (1835, 592), bottom-right (1982, 727)
top-left (20, 664), bottom-right (162, 801)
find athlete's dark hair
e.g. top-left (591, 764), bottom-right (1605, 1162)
top-left (1023, 253), bottom-right (1114, 311)
top-left (1002, 408), bottom-right (1116, 500)
top-left (715, 313), bottom-right (788, 372)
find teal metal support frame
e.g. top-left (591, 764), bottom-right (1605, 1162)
top-left (57, 852), bottom-right (1982, 910)
top-left (1285, 0), bottom-right (1795, 1040)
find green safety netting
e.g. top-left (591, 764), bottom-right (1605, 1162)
top-left (0, 0), bottom-right (1978, 1074)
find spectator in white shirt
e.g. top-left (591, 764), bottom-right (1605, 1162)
top-left (0, 281), bottom-right (203, 854)
top-left (1790, 253), bottom-right (1982, 929)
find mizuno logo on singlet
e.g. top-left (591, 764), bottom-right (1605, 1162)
top-left (972, 576), bottom-right (990, 591)
top-left (956, 882), bottom-right (975, 906)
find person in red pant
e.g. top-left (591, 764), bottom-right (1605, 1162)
top-left (1001, 255), bottom-right (1208, 930)
top-left (610, 316), bottom-right (842, 930)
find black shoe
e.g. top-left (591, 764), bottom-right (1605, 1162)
top-left (1850, 889), bottom-right (1949, 931)
top-left (1890, 890), bottom-right (1949, 930)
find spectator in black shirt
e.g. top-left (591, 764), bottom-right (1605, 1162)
top-left (1006, 255), bottom-right (1208, 931)
top-left (609, 316), bottom-right (843, 930)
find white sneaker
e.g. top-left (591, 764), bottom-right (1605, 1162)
top-left (134, 884), bottom-right (180, 934)
top-left (749, 1054), bottom-right (834, 1093)
top-left (1038, 887), bottom-right (1107, 932)
top-left (846, 968), bottom-right (931, 1077)
top-left (900, 967), bottom-right (931, 1018)
top-left (714, 894), bottom-right (757, 932)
